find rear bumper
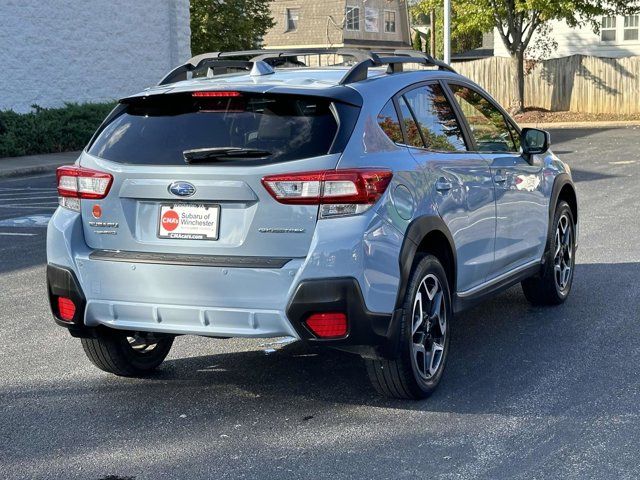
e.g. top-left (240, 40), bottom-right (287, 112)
top-left (46, 263), bottom-right (399, 356)
top-left (46, 207), bottom-right (403, 356)
top-left (48, 254), bottom-right (304, 338)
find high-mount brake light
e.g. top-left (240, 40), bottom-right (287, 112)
top-left (261, 169), bottom-right (393, 218)
top-left (56, 166), bottom-right (113, 212)
top-left (192, 91), bottom-right (243, 97)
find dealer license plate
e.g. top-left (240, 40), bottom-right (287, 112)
top-left (157, 203), bottom-right (220, 240)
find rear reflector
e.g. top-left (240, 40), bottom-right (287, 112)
top-left (262, 169), bottom-right (393, 218)
top-left (305, 312), bottom-right (348, 338)
top-left (56, 166), bottom-right (113, 212)
top-left (192, 91), bottom-right (243, 97)
top-left (57, 297), bottom-right (76, 322)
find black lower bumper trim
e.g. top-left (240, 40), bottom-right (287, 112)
top-left (89, 250), bottom-right (294, 269)
top-left (286, 278), bottom-right (401, 358)
top-left (47, 264), bottom-right (94, 337)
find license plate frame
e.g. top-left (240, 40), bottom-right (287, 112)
top-left (157, 203), bottom-right (220, 241)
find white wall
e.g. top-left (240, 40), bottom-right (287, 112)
top-left (0, 0), bottom-right (191, 112)
top-left (494, 16), bottom-right (640, 59)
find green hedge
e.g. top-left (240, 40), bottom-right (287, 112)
top-left (0, 102), bottom-right (116, 158)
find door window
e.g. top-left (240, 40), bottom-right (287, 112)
top-left (449, 84), bottom-right (519, 153)
top-left (400, 84), bottom-right (467, 152)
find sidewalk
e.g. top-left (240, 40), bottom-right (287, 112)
top-left (0, 151), bottom-right (80, 178)
top-left (519, 120), bottom-right (640, 130)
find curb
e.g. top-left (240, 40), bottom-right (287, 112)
top-left (0, 163), bottom-right (63, 179)
top-left (519, 120), bottom-right (640, 130)
top-left (0, 151), bottom-right (81, 180)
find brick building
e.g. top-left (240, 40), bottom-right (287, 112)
top-left (263, 0), bottom-right (411, 50)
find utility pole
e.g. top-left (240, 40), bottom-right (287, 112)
top-left (443, 0), bottom-right (451, 64)
top-left (430, 9), bottom-right (436, 58)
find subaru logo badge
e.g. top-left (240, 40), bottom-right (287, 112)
top-left (168, 181), bottom-right (196, 197)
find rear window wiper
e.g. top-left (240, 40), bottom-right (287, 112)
top-left (183, 147), bottom-right (272, 163)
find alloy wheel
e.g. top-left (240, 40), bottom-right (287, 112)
top-left (411, 274), bottom-right (447, 380)
top-left (127, 333), bottom-right (160, 354)
top-left (554, 213), bottom-right (573, 292)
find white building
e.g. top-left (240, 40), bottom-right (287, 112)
top-left (0, 0), bottom-right (191, 113)
top-left (494, 13), bottom-right (640, 59)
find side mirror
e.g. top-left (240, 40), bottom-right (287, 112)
top-left (521, 128), bottom-right (550, 157)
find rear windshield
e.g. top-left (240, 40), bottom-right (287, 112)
top-left (87, 93), bottom-right (339, 165)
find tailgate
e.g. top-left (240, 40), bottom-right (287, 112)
top-left (77, 90), bottom-right (358, 260)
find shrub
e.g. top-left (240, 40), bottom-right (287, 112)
top-left (0, 102), bottom-right (116, 158)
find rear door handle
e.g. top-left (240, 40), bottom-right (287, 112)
top-left (435, 178), bottom-right (452, 192)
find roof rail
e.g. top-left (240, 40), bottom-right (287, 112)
top-left (375, 50), bottom-right (456, 73)
top-left (158, 48), bottom-right (379, 85)
top-left (339, 51), bottom-right (456, 85)
top-left (158, 48), bottom-right (455, 86)
top-left (250, 48), bottom-right (374, 63)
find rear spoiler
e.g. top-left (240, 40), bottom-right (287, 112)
top-left (119, 86), bottom-right (363, 108)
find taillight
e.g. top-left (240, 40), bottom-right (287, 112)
top-left (305, 312), bottom-right (348, 338)
top-left (57, 297), bottom-right (76, 322)
top-left (262, 169), bottom-right (393, 218)
top-left (56, 166), bottom-right (113, 212)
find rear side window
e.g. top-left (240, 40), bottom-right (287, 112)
top-left (401, 84), bottom-right (467, 152)
top-left (377, 100), bottom-right (403, 144)
top-left (88, 93), bottom-right (339, 165)
top-left (449, 84), bottom-right (518, 152)
top-left (396, 97), bottom-right (423, 148)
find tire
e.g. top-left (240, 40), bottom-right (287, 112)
top-left (81, 329), bottom-right (174, 376)
top-left (522, 200), bottom-right (576, 305)
top-left (366, 255), bottom-right (452, 400)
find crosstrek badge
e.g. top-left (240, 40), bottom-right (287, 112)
top-left (157, 204), bottom-right (220, 240)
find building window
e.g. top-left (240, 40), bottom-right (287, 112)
top-left (601, 16), bottom-right (616, 42)
top-left (365, 7), bottom-right (379, 33)
top-left (384, 11), bottom-right (397, 33)
top-left (346, 6), bottom-right (360, 31)
top-left (286, 8), bottom-right (299, 31)
top-left (624, 15), bottom-right (639, 41)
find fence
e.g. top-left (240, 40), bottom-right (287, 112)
top-left (452, 54), bottom-right (640, 114)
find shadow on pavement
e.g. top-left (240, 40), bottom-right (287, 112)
top-left (568, 167), bottom-right (619, 183)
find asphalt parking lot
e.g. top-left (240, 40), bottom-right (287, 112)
top-left (1, 127), bottom-right (639, 480)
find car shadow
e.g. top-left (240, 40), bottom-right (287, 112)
top-left (569, 167), bottom-right (619, 183)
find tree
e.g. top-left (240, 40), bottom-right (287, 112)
top-left (412, 31), bottom-right (423, 52)
top-left (411, 1), bottom-right (483, 59)
top-left (190, 0), bottom-right (275, 56)
top-left (450, 1), bottom-right (639, 113)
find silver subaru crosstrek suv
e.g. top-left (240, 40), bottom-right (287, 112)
top-left (47, 49), bottom-right (578, 399)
